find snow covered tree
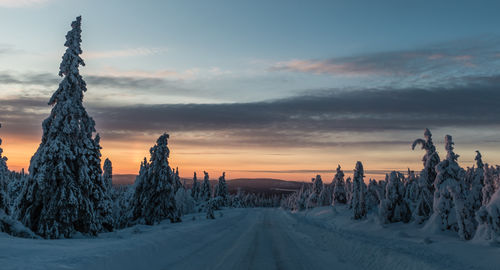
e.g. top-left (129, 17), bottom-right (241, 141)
top-left (468, 151), bottom-right (484, 212)
top-left (191, 172), bottom-right (200, 201)
top-left (366, 179), bottom-right (381, 210)
top-left (346, 177), bottom-right (353, 207)
top-left (130, 133), bottom-right (180, 225)
top-left (352, 161), bottom-right (367, 219)
top-left (427, 135), bottom-right (466, 233)
top-left (482, 164), bottom-right (497, 206)
top-left (214, 172), bottom-right (228, 205)
top-left (379, 171), bottom-right (411, 223)
top-left (103, 158), bottom-right (113, 190)
top-left (411, 128), bottom-right (440, 222)
top-left (199, 171), bottom-right (212, 202)
top-left (175, 186), bottom-right (195, 215)
top-left (332, 165), bottom-right (347, 205)
top-left (0, 124), bottom-right (9, 215)
top-left (412, 128), bottom-right (441, 191)
top-left (206, 199), bottom-right (215, 219)
top-left (475, 189), bottom-right (500, 241)
top-left (449, 183), bottom-right (476, 240)
top-left (307, 175), bottom-right (323, 208)
top-left (16, 17), bottom-right (113, 238)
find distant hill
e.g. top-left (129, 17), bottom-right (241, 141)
top-left (112, 175), bottom-right (306, 195)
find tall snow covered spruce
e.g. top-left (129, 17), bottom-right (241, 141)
top-left (191, 172), bottom-right (200, 201)
top-left (352, 162), bottom-right (367, 220)
top-left (16, 17), bottom-right (113, 238)
top-left (0, 124), bottom-right (9, 216)
top-left (427, 135), bottom-right (469, 235)
top-left (215, 172), bottom-right (228, 205)
top-left (130, 133), bottom-right (181, 225)
top-left (332, 165), bottom-right (347, 205)
top-left (379, 171), bottom-right (411, 223)
top-left (200, 171), bottom-right (212, 202)
top-left (412, 128), bottom-right (440, 223)
top-left (103, 158), bottom-right (113, 190)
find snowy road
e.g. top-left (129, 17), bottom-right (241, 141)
top-left (2, 208), bottom-right (497, 270)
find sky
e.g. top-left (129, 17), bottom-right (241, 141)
top-left (1, 0), bottom-right (500, 182)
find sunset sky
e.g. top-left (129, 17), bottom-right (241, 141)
top-left (1, 0), bottom-right (500, 182)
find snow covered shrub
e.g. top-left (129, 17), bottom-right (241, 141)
top-left (379, 171), bottom-right (411, 223)
top-left (352, 162), bottom-right (367, 220)
top-left (427, 135), bottom-right (467, 234)
top-left (404, 169), bottom-right (419, 208)
top-left (130, 133), bottom-right (180, 225)
top-left (332, 165), bottom-right (347, 205)
top-left (16, 17), bottom-right (113, 238)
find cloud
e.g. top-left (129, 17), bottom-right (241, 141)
top-left (2, 73), bottom-right (500, 149)
top-left (0, 0), bottom-right (51, 7)
top-left (271, 38), bottom-right (500, 78)
top-left (83, 47), bottom-right (168, 59)
top-left (0, 71), bottom-right (194, 97)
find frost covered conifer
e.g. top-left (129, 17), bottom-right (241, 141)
top-left (468, 151), bottom-right (484, 212)
top-left (306, 175), bottom-right (323, 208)
top-left (352, 162), bottom-right (367, 219)
top-left (16, 17), bottom-right (113, 238)
top-left (191, 172), bottom-right (200, 201)
top-left (130, 134), bottom-right (180, 225)
top-left (475, 189), bottom-right (500, 241)
top-left (332, 165), bottom-right (347, 205)
top-left (215, 172), bottom-right (228, 205)
top-left (427, 135), bottom-right (466, 233)
top-left (411, 128), bottom-right (440, 222)
top-left (103, 158), bottom-right (113, 190)
top-left (200, 171), bottom-right (212, 202)
top-left (206, 199), bottom-right (215, 219)
top-left (0, 125), bottom-right (9, 215)
top-left (366, 179), bottom-right (381, 210)
top-left (379, 171), bottom-right (411, 223)
top-left (175, 186), bottom-right (195, 215)
top-left (346, 177), bottom-right (353, 207)
top-left (482, 164), bottom-right (497, 206)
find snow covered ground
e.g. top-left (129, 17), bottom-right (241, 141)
top-left (1, 207), bottom-right (498, 270)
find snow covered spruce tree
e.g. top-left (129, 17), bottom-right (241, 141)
top-left (427, 135), bottom-right (471, 236)
top-left (130, 133), bottom-right (181, 225)
top-left (468, 151), bottom-right (485, 212)
top-left (200, 171), bottom-right (212, 202)
top-left (214, 172), bottom-right (228, 205)
top-left (352, 161), bottom-right (367, 219)
top-left (379, 171), bottom-right (411, 223)
top-left (475, 189), bottom-right (500, 241)
top-left (0, 125), bottom-right (9, 216)
top-left (306, 175), bottom-right (323, 208)
top-left (191, 172), bottom-right (200, 201)
top-left (482, 164), bottom-right (498, 206)
top-left (16, 17), bottom-right (113, 238)
top-left (332, 165), bottom-right (347, 205)
top-left (103, 158), bottom-right (113, 190)
top-left (411, 128), bottom-right (440, 222)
